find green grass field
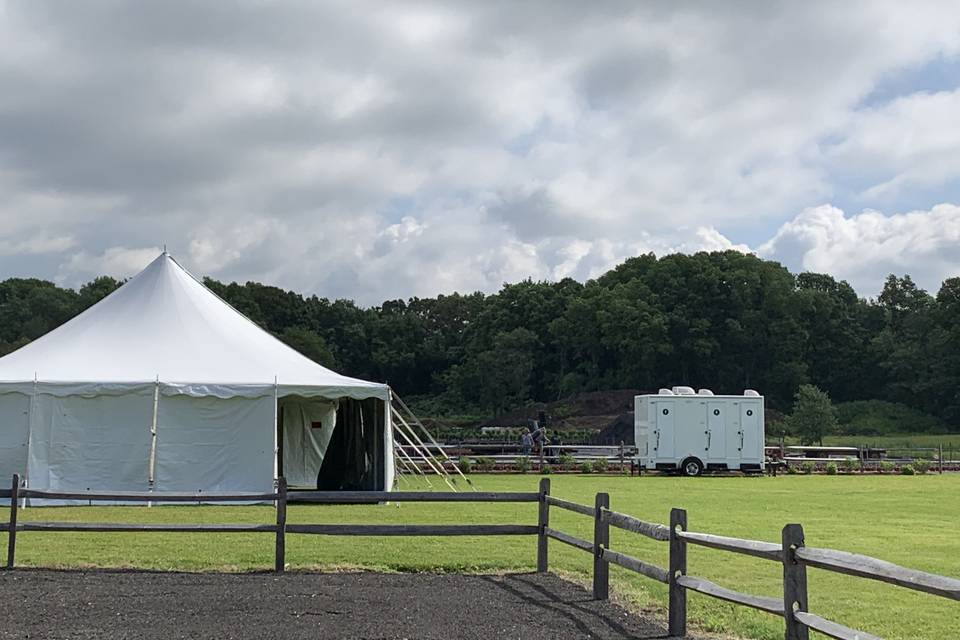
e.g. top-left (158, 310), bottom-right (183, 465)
top-left (819, 433), bottom-right (960, 452)
top-left (3, 474), bottom-right (958, 640)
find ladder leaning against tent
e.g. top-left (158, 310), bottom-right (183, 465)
top-left (390, 394), bottom-right (473, 492)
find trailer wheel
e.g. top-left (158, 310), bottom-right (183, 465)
top-left (681, 457), bottom-right (704, 477)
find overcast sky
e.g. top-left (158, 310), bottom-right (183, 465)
top-left (1, 1), bottom-right (959, 304)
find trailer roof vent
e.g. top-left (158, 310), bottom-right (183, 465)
top-left (698, 389), bottom-right (714, 396)
top-left (658, 388), bottom-right (674, 395)
top-left (672, 386), bottom-right (696, 395)
top-left (744, 389), bottom-right (760, 397)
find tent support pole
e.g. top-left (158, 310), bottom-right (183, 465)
top-left (272, 377), bottom-right (279, 485)
top-left (148, 377), bottom-right (159, 504)
top-left (392, 408), bottom-right (457, 487)
top-left (392, 415), bottom-right (457, 491)
top-left (393, 393), bottom-right (474, 489)
top-left (395, 441), bottom-right (430, 480)
top-left (394, 441), bottom-right (433, 488)
top-left (392, 450), bottom-right (416, 487)
top-left (21, 374), bottom-right (38, 510)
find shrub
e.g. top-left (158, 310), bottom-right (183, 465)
top-left (559, 453), bottom-right (576, 471)
top-left (579, 461), bottom-right (594, 474)
top-left (516, 456), bottom-right (531, 474)
top-left (842, 457), bottom-right (857, 473)
top-left (457, 456), bottom-right (472, 474)
top-left (900, 464), bottom-right (915, 476)
top-left (786, 464), bottom-right (798, 475)
top-left (913, 459), bottom-right (930, 474)
top-left (879, 461), bottom-right (894, 474)
top-left (592, 458), bottom-right (609, 473)
top-left (476, 456), bottom-right (495, 472)
top-left (540, 464), bottom-right (552, 475)
top-left (825, 462), bottom-right (838, 475)
top-left (801, 461), bottom-right (815, 475)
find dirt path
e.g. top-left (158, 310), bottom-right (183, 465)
top-left (0, 569), bottom-right (700, 639)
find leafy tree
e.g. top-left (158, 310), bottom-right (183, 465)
top-left (785, 384), bottom-right (839, 445)
top-left (78, 276), bottom-right (122, 311)
top-left (2, 254), bottom-right (960, 430)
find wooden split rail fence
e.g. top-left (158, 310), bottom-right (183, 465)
top-left (3, 474), bottom-right (959, 639)
top-left (1, 474), bottom-right (539, 573)
top-left (535, 478), bottom-right (960, 640)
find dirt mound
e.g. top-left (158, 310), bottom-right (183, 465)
top-left (594, 412), bottom-right (635, 445)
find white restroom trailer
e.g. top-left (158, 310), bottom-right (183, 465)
top-left (635, 387), bottom-right (765, 476)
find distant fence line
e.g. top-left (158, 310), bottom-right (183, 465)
top-left (399, 441), bottom-right (960, 474)
top-left (3, 474), bottom-right (959, 640)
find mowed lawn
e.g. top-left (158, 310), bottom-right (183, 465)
top-left (3, 474), bottom-right (959, 640)
top-left (819, 433), bottom-right (960, 452)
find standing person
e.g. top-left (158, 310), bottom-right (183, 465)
top-left (549, 431), bottom-right (562, 463)
top-left (531, 424), bottom-right (545, 456)
top-left (521, 428), bottom-right (533, 456)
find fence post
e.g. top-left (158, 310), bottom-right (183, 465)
top-left (782, 524), bottom-right (809, 640)
top-left (275, 477), bottom-right (287, 573)
top-left (619, 441), bottom-right (625, 473)
top-left (6, 474), bottom-right (20, 570)
top-left (537, 478), bottom-right (550, 573)
top-left (939, 444), bottom-right (944, 474)
top-left (593, 492), bottom-right (609, 600)
top-left (668, 508), bottom-right (687, 637)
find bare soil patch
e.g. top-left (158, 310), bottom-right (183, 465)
top-left (0, 569), bottom-right (698, 639)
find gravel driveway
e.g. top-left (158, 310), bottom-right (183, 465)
top-left (0, 569), bottom-right (699, 639)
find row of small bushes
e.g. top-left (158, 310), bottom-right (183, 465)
top-left (456, 455), bottom-right (615, 474)
top-left (786, 459), bottom-right (932, 475)
top-left (539, 459), bottom-right (609, 474)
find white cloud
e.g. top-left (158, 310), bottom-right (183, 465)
top-left (58, 246), bottom-right (163, 283)
top-left (826, 89), bottom-right (960, 200)
top-left (759, 203), bottom-right (960, 295)
top-left (0, 233), bottom-right (75, 257)
top-left (1, 2), bottom-right (960, 301)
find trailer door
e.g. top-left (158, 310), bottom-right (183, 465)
top-left (652, 401), bottom-right (674, 462)
top-left (707, 401), bottom-right (726, 463)
top-left (740, 402), bottom-right (762, 463)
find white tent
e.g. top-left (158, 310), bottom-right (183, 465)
top-left (0, 252), bottom-right (394, 495)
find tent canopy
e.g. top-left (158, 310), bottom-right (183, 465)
top-left (0, 252), bottom-right (388, 400)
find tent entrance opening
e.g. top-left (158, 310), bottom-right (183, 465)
top-left (279, 396), bottom-right (385, 491)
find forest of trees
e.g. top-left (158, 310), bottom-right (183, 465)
top-left (1, 251), bottom-right (958, 430)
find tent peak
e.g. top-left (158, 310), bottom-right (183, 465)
top-left (0, 246), bottom-right (389, 400)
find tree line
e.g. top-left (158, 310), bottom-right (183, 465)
top-left (1, 251), bottom-right (958, 429)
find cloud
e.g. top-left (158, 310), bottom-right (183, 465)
top-left (0, 234), bottom-right (75, 257)
top-left (826, 89), bottom-right (960, 200)
top-left (58, 246), bottom-right (163, 283)
top-left (759, 203), bottom-right (960, 295)
top-left (0, 2), bottom-right (959, 302)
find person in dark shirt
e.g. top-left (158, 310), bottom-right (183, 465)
top-left (531, 424), bottom-right (545, 455)
top-left (549, 431), bottom-right (562, 463)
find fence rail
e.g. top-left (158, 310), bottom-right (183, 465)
top-left (545, 495), bottom-right (595, 517)
top-left (3, 474), bottom-right (959, 640)
top-left (678, 529), bottom-right (782, 561)
top-left (17, 489), bottom-right (281, 502)
top-left (601, 508), bottom-right (670, 541)
top-left (285, 524), bottom-right (538, 536)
